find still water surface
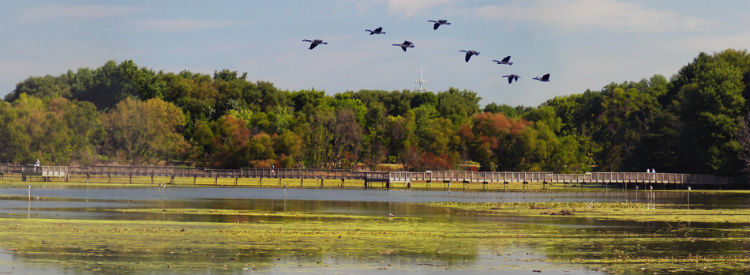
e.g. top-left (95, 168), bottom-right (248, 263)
top-left (0, 184), bottom-right (747, 275)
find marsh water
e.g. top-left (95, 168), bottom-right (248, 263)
top-left (0, 184), bottom-right (748, 275)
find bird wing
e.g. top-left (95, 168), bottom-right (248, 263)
top-left (465, 52), bottom-right (471, 62)
top-left (542, 74), bottom-right (550, 80)
top-left (502, 56), bottom-right (511, 62)
top-left (508, 77), bottom-right (513, 84)
top-left (309, 43), bottom-right (317, 50)
top-left (375, 27), bottom-right (382, 32)
top-left (433, 23), bottom-right (439, 30)
top-left (401, 46), bottom-right (407, 52)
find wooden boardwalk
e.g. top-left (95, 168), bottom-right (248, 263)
top-left (0, 164), bottom-right (735, 186)
top-left (388, 171), bottom-right (733, 186)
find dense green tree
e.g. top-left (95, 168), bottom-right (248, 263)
top-left (436, 88), bottom-right (480, 125)
top-left (738, 113), bottom-right (750, 183)
top-left (1, 51), bottom-right (746, 176)
top-left (102, 98), bottom-right (188, 165)
top-left (6, 75), bottom-right (72, 101)
top-left (673, 53), bottom-right (746, 175)
top-left (332, 109), bottom-right (362, 168)
top-left (304, 107), bottom-right (335, 168)
top-left (0, 94), bottom-right (102, 164)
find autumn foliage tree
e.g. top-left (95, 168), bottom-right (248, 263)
top-left (102, 98), bottom-right (188, 165)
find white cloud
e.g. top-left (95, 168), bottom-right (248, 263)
top-left (654, 32), bottom-right (750, 53)
top-left (472, 0), bottom-right (715, 33)
top-left (19, 5), bottom-right (138, 21)
top-left (387, 0), bottom-right (457, 17)
top-left (352, 0), bottom-right (462, 17)
top-left (133, 19), bottom-right (231, 33)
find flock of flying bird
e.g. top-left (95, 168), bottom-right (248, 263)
top-left (303, 19), bottom-right (550, 86)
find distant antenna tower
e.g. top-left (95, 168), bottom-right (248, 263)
top-left (413, 68), bottom-right (426, 92)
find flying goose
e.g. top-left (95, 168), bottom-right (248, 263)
top-left (493, 56), bottom-right (513, 65)
top-left (459, 50), bottom-right (480, 62)
top-left (365, 27), bottom-right (385, 35)
top-left (533, 73), bottom-right (550, 82)
top-left (502, 74), bottom-right (520, 84)
top-left (393, 40), bottom-right (415, 52)
top-left (302, 39), bottom-right (327, 50)
top-left (428, 19), bottom-right (451, 30)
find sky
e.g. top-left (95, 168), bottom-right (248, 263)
top-left (0, 0), bottom-right (748, 107)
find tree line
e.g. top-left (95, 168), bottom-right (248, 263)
top-left (1, 50), bottom-right (748, 178)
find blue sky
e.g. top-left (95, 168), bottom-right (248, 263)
top-left (1, 0), bottom-right (748, 106)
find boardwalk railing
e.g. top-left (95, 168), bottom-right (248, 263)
top-left (0, 164), bottom-right (735, 186)
top-left (389, 171), bottom-right (733, 186)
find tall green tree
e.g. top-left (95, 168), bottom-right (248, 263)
top-left (102, 98), bottom-right (188, 164)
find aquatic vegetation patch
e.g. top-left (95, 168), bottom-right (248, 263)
top-left (0, 202), bottom-right (748, 275)
top-left (429, 201), bottom-right (750, 224)
top-left (113, 208), bottom-right (414, 221)
top-left (0, 216), bottom-right (526, 273)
